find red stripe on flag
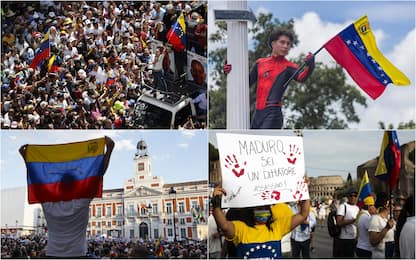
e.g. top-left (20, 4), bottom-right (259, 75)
top-left (30, 48), bottom-right (50, 69)
top-left (28, 175), bottom-right (103, 203)
top-left (324, 35), bottom-right (386, 100)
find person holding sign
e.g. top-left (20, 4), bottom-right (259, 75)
top-left (211, 182), bottom-right (310, 259)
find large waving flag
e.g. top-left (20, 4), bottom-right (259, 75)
top-left (357, 171), bottom-right (372, 208)
top-left (30, 33), bottom-right (50, 69)
top-left (324, 15), bottom-right (410, 100)
top-left (375, 130), bottom-right (401, 190)
top-left (22, 138), bottom-right (108, 204)
top-left (166, 12), bottom-right (186, 51)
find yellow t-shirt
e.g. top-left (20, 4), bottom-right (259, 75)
top-left (230, 203), bottom-right (293, 259)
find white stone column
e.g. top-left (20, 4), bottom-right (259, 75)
top-left (226, 0), bottom-right (250, 129)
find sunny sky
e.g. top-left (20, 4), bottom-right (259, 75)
top-left (208, 0), bottom-right (415, 129)
top-left (0, 130), bottom-right (208, 190)
top-left (209, 130), bottom-right (415, 180)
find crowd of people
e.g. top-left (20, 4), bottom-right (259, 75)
top-left (208, 189), bottom-right (415, 259)
top-left (1, 1), bottom-right (207, 129)
top-left (1, 235), bottom-right (207, 259)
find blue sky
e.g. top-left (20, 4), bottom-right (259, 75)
top-left (209, 0), bottom-right (415, 129)
top-left (209, 130), bottom-right (415, 180)
top-left (0, 130), bottom-right (208, 190)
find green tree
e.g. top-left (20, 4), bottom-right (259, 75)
top-left (209, 13), bottom-right (368, 129)
top-left (378, 120), bottom-right (416, 129)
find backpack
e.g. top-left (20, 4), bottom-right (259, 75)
top-left (327, 204), bottom-right (346, 237)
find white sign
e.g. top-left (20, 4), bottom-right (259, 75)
top-left (216, 133), bottom-right (309, 208)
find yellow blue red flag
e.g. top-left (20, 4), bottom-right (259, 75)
top-left (324, 15), bottom-right (410, 100)
top-left (375, 131), bottom-right (401, 190)
top-left (22, 138), bottom-right (107, 204)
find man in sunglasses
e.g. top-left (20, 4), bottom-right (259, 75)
top-left (333, 187), bottom-right (360, 257)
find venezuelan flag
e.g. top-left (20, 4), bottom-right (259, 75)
top-left (324, 15), bottom-right (410, 100)
top-left (48, 54), bottom-right (60, 72)
top-left (29, 34), bottom-right (50, 69)
top-left (375, 131), bottom-right (401, 190)
top-left (357, 171), bottom-right (372, 207)
top-left (167, 13), bottom-right (186, 51)
top-left (22, 138), bottom-right (107, 204)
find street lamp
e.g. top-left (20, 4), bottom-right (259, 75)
top-left (146, 203), bottom-right (152, 240)
top-left (168, 186), bottom-right (177, 242)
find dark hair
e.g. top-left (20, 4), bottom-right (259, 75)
top-left (268, 29), bottom-right (294, 48)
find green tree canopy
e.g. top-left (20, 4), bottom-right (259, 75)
top-left (209, 13), bottom-right (368, 129)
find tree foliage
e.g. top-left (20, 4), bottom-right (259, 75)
top-left (209, 13), bottom-right (368, 129)
top-left (378, 120), bottom-right (416, 130)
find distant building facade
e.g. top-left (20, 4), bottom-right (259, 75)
top-left (357, 140), bottom-right (415, 198)
top-left (309, 175), bottom-right (345, 202)
top-left (1, 140), bottom-right (209, 241)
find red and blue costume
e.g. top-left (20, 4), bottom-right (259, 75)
top-left (249, 55), bottom-right (314, 129)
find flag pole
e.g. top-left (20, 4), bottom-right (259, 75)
top-left (281, 46), bottom-right (325, 89)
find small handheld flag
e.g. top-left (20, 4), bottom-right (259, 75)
top-left (167, 13), bottom-right (186, 51)
top-left (357, 171), bottom-right (372, 208)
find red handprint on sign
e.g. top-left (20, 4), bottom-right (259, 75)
top-left (261, 190), bottom-right (281, 201)
top-left (284, 144), bottom-right (302, 165)
top-left (290, 178), bottom-right (308, 201)
top-left (224, 154), bottom-right (247, 178)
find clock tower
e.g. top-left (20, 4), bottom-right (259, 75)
top-left (134, 139), bottom-right (151, 178)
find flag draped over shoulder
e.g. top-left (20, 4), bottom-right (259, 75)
top-left (166, 13), bottom-right (186, 51)
top-left (357, 171), bottom-right (372, 208)
top-left (23, 138), bottom-right (107, 204)
top-left (30, 33), bottom-right (50, 69)
top-left (375, 131), bottom-right (401, 190)
top-left (324, 15), bottom-right (410, 100)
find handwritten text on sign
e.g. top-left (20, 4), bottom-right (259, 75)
top-left (216, 133), bottom-right (309, 208)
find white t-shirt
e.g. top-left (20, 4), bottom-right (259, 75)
top-left (356, 210), bottom-right (372, 251)
top-left (337, 203), bottom-right (359, 239)
top-left (42, 198), bottom-right (92, 257)
top-left (399, 216), bottom-right (415, 259)
top-left (208, 215), bottom-right (222, 254)
top-left (368, 214), bottom-right (395, 258)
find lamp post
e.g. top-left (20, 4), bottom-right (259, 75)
top-left (168, 187), bottom-right (177, 242)
top-left (146, 203), bottom-right (152, 240)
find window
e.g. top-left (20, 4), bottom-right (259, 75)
top-left (130, 230), bottom-right (134, 239)
top-left (191, 201), bottom-right (198, 210)
top-left (128, 205), bottom-right (135, 217)
top-left (180, 228), bottom-right (186, 239)
top-left (117, 205), bottom-right (123, 216)
top-left (97, 207), bottom-right (102, 217)
top-left (154, 229), bottom-right (159, 239)
top-left (166, 202), bottom-right (172, 214)
top-left (167, 219), bottom-right (172, 225)
top-left (168, 229), bottom-right (173, 237)
top-left (178, 202), bottom-right (185, 213)
top-left (180, 218), bottom-right (185, 225)
top-left (107, 221), bottom-right (111, 227)
top-left (138, 162), bottom-right (144, 171)
top-left (97, 222), bottom-right (101, 228)
top-left (152, 203), bottom-right (158, 215)
top-left (140, 207), bottom-right (146, 215)
top-left (106, 206), bottom-right (112, 216)
top-left (117, 221), bottom-right (122, 227)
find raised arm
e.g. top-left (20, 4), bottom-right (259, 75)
top-left (102, 136), bottom-right (115, 174)
top-left (211, 187), bottom-right (235, 239)
top-left (295, 53), bottom-right (315, 83)
top-left (290, 199), bottom-right (311, 230)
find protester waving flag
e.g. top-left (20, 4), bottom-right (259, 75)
top-left (375, 130), bottom-right (401, 190)
top-left (356, 171), bottom-right (372, 208)
top-left (48, 54), bottom-right (60, 73)
top-left (323, 15), bottom-right (410, 100)
top-left (29, 33), bottom-right (50, 69)
top-left (20, 137), bottom-right (114, 204)
top-left (167, 12), bottom-right (186, 51)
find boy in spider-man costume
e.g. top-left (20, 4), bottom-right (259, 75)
top-left (224, 29), bottom-right (315, 129)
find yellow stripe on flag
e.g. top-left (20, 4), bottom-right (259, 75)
top-left (354, 15), bottom-right (410, 86)
top-left (48, 54), bottom-right (56, 71)
top-left (375, 132), bottom-right (388, 177)
top-left (25, 137), bottom-right (106, 162)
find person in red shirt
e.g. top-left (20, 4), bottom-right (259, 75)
top-left (224, 29), bottom-right (315, 129)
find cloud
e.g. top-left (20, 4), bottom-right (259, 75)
top-left (115, 139), bottom-right (136, 151)
top-left (180, 130), bottom-right (195, 138)
top-left (177, 143), bottom-right (189, 149)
